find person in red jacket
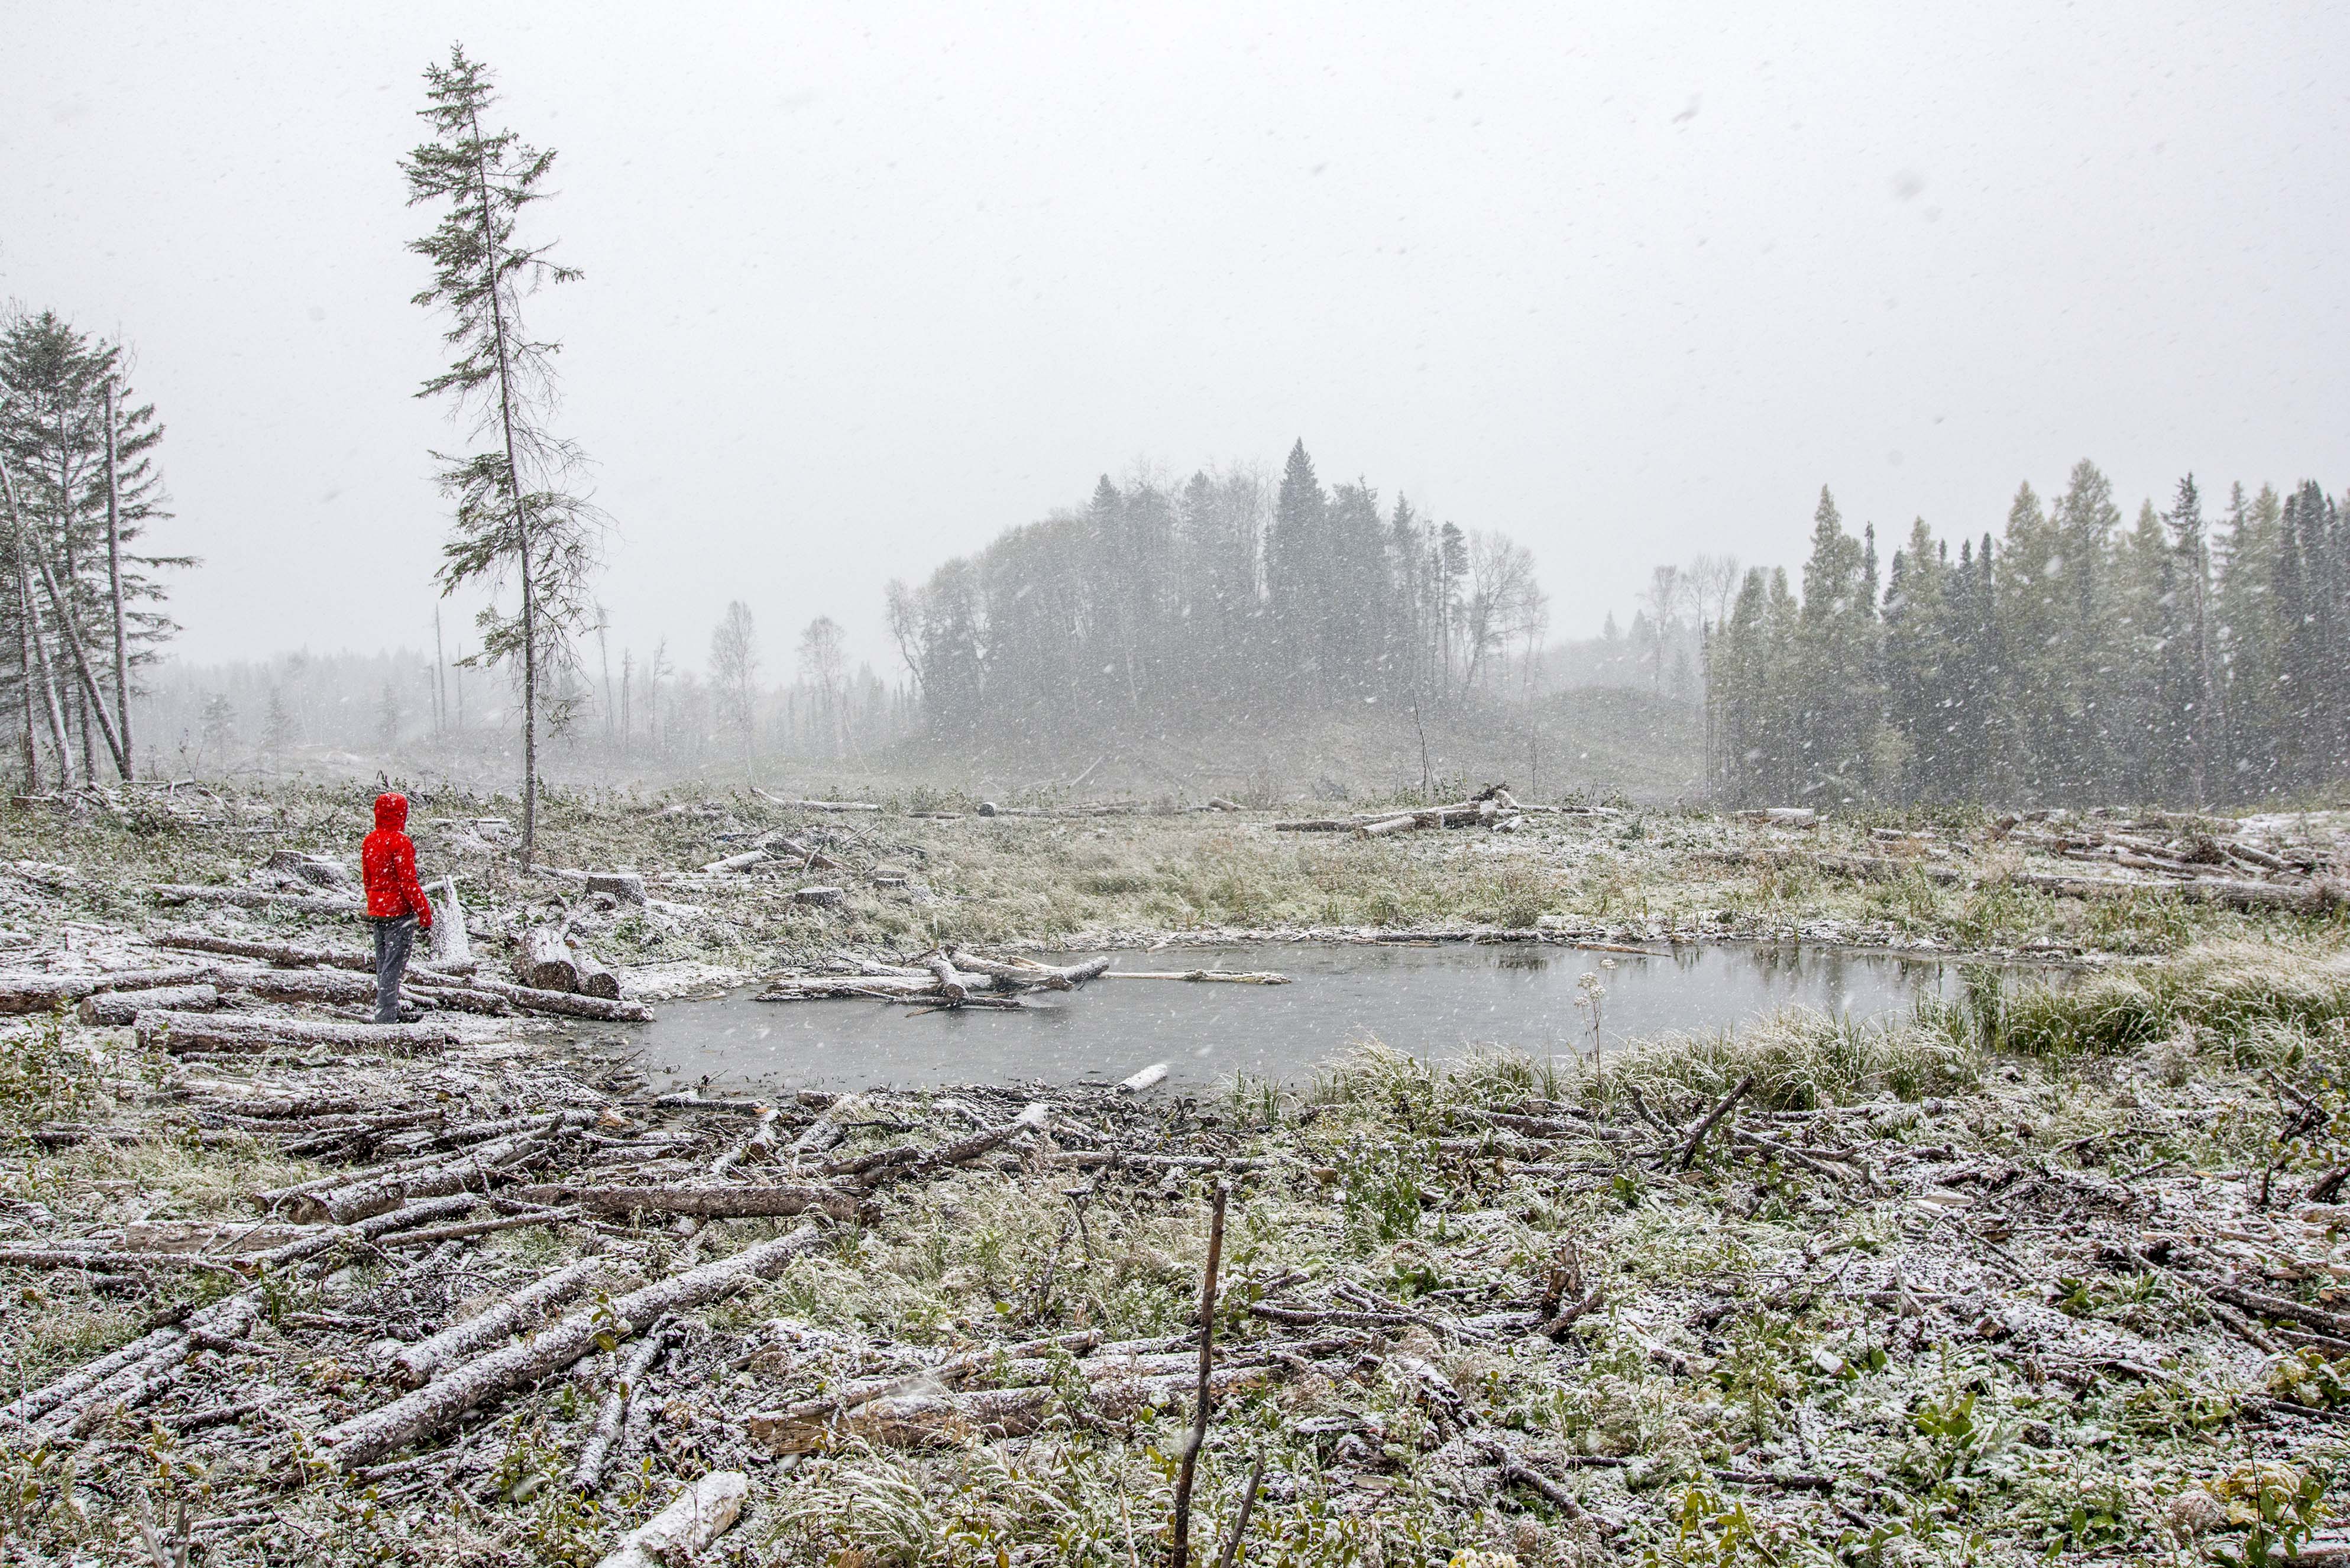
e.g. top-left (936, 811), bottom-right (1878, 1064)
top-left (361, 792), bottom-right (434, 1024)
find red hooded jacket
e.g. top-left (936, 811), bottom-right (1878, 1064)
top-left (362, 793), bottom-right (433, 928)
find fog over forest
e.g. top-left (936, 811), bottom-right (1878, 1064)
top-left (2, 6), bottom-right (2343, 809)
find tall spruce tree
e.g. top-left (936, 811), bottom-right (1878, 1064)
top-left (402, 44), bottom-right (601, 863)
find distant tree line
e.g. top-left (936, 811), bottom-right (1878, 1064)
top-left (1708, 462), bottom-right (2348, 806)
top-left (0, 307), bottom-right (192, 789)
top-left (886, 440), bottom-right (1549, 736)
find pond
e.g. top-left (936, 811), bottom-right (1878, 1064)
top-left (601, 940), bottom-right (1981, 1094)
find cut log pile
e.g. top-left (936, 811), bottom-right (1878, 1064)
top-left (0, 1060), bottom-right (1289, 1503)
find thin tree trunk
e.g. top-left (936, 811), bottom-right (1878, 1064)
top-left (24, 571), bottom-right (75, 788)
top-left (102, 382), bottom-right (132, 779)
top-left (35, 558), bottom-right (131, 779)
top-left (0, 461), bottom-right (72, 787)
top-left (14, 553), bottom-right (36, 791)
top-left (469, 103), bottom-right (538, 866)
top-left (433, 606), bottom-right (447, 734)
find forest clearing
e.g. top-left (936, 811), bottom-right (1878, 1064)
top-left (3, 783), bottom-right (2349, 1564)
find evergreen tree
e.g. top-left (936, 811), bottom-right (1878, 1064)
top-left (402, 43), bottom-right (603, 864)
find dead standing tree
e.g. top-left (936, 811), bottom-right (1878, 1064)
top-left (403, 43), bottom-right (603, 866)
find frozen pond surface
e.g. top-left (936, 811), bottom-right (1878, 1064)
top-left (609, 941), bottom-right (1972, 1093)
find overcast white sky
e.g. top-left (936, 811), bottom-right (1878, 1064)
top-left (4, 2), bottom-right (2344, 676)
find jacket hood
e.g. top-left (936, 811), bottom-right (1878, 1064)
top-left (373, 793), bottom-right (409, 832)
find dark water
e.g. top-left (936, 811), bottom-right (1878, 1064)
top-left (604, 941), bottom-right (1962, 1093)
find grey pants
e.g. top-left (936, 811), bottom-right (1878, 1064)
top-left (372, 915), bottom-right (417, 1023)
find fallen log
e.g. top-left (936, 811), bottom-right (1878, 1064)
top-left (1101, 969), bottom-right (1290, 984)
top-left (151, 884), bottom-right (358, 916)
top-left (929, 1102), bottom-right (1051, 1168)
top-left (753, 1386), bottom-right (1056, 1453)
top-left (1674, 1074), bottom-right (1755, 1169)
top-left (2007, 870), bottom-right (2348, 915)
top-left (1355, 814), bottom-right (1421, 838)
top-left (318, 1224), bottom-right (826, 1467)
top-left (390, 1255), bottom-right (607, 1388)
top-left (0, 965), bottom-right (218, 1015)
top-left (756, 792), bottom-right (882, 812)
top-left (701, 850), bottom-right (769, 874)
top-left (571, 950), bottom-right (623, 1002)
top-left (35, 1290), bottom-right (264, 1439)
top-left (134, 1010), bottom-right (460, 1056)
top-left (922, 951), bottom-right (967, 1003)
top-left (511, 1181), bottom-right (876, 1224)
top-left (408, 969), bottom-right (652, 1022)
top-left (0, 1246), bottom-right (244, 1275)
top-left (591, 1471), bottom-right (747, 1568)
top-left (79, 984), bottom-right (219, 1025)
top-left (1117, 1063), bottom-right (1170, 1094)
top-left (236, 1193), bottom-right (482, 1271)
top-left (516, 925), bottom-right (581, 993)
top-left (4, 1319), bottom-right (193, 1427)
top-left (792, 885), bottom-right (847, 906)
top-left (153, 932), bottom-right (371, 970)
top-left (289, 1128), bottom-right (554, 1225)
top-left (574, 1321), bottom-right (674, 1494)
top-left (267, 849), bottom-right (354, 888)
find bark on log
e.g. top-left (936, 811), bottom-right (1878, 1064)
top-left (267, 850), bottom-right (352, 889)
top-left (570, 949), bottom-right (622, 1002)
top-left (930, 1102), bottom-right (1051, 1168)
top-left (154, 932), bottom-right (371, 970)
top-left (1101, 970), bottom-right (1290, 984)
top-left (79, 984), bottom-right (218, 1025)
top-left (318, 1224), bottom-right (825, 1467)
top-left (512, 1182), bottom-right (876, 1224)
top-left (4, 1320), bottom-right (188, 1427)
top-left (35, 1290), bottom-right (263, 1439)
top-left (1116, 1063), bottom-right (1170, 1094)
top-left (586, 872), bottom-right (648, 904)
top-left (574, 1322), bottom-right (672, 1494)
top-left (390, 1255), bottom-right (607, 1388)
top-left (408, 969), bottom-right (652, 1022)
top-left (516, 925), bottom-right (580, 993)
top-left (1, 965), bottom-right (218, 1014)
top-left (2008, 870), bottom-right (2348, 915)
top-left (591, 1472), bottom-right (747, 1568)
top-left (922, 952), bottom-right (967, 1003)
top-left (756, 792), bottom-right (882, 812)
top-left (290, 1128), bottom-right (551, 1225)
top-left (134, 1010), bottom-right (460, 1055)
top-left (151, 884), bottom-right (358, 916)
top-left (1355, 814), bottom-right (1420, 838)
top-left (701, 850), bottom-right (769, 874)
top-left (789, 1094), bottom-right (865, 1161)
top-left (792, 885), bottom-right (846, 906)
top-left (237, 1193), bottom-right (482, 1271)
